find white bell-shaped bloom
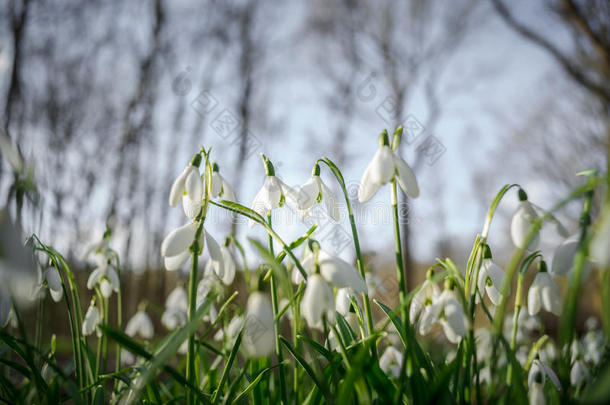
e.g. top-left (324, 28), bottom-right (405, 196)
top-left (166, 286), bottom-right (188, 313)
top-left (196, 275), bottom-right (222, 310)
top-left (335, 288), bottom-right (355, 316)
top-left (528, 272), bottom-right (562, 316)
top-left (169, 164), bottom-right (199, 207)
top-left (570, 359), bottom-right (589, 387)
top-left (528, 381), bottom-right (546, 405)
top-left (161, 222), bottom-right (197, 263)
top-left (250, 175), bottom-right (300, 227)
top-left (358, 138), bottom-right (419, 203)
top-left (317, 251), bottom-right (367, 293)
top-left (551, 234), bottom-right (592, 279)
top-left (0, 134), bottom-right (24, 173)
top-left (125, 311), bottom-right (154, 339)
top-left (438, 290), bottom-right (469, 344)
top-left (82, 303), bottom-right (101, 337)
top-left (243, 292), bottom-right (275, 357)
top-left (205, 244), bottom-right (234, 285)
top-left (477, 259), bottom-right (509, 306)
top-left (379, 346), bottom-right (403, 378)
top-left (161, 307), bottom-right (187, 330)
top-left (301, 274), bottom-right (335, 330)
top-left (86, 253), bottom-right (120, 298)
top-left (181, 168), bottom-right (203, 219)
top-left (409, 279), bottom-right (441, 332)
top-left (591, 207), bottom-right (610, 268)
top-left (44, 267), bottom-right (63, 302)
top-left (210, 166), bottom-right (236, 202)
top-left (528, 359), bottom-right (561, 391)
top-left (511, 200), bottom-right (540, 250)
top-left (297, 171), bottom-right (340, 221)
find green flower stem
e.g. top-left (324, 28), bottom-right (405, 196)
top-left (318, 158), bottom-right (375, 345)
top-left (267, 214), bottom-right (288, 405)
top-left (506, 272), bottom-right (524, 384)
top-left (186, 235), bottom-right (199, 405)
top-left (560, 175), bottom-right (595, 347)
top-left (391, 180), bottom-right (407, 325)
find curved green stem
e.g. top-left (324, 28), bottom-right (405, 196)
top-left (391, 180), bottom-right (407, 326)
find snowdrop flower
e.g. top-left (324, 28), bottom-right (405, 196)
top-left (590, 206), bottom-right (610, 268)
top-left (243, 292), bottom-right (275, 357)
top-left (438, 289), bottom-right (469, 344)
top-left (162, 286), bottom-right (188, 330)
top-left (358, 130), bottom-right (419, 203)
top-left (86, 253), bottom-right (120, 298)
top-left (302, 249), bottom-right (367, 293)
top-left (527, 359), bottom-right (561, 390)
top-left (528, 379), bottom-right (545, 405)
top-left (476, 247), bottom-right (509, 306)
top-left (528, 262), bottom-right (562, 316)
top-left (335, 288), bottom-right (355, 316)
top-left (161, 307), bottom-right (187, 330)
top-left (551, 234), bottom-right (592, 279)
top-left (210, 162), bottom-right (236, 201)
top-left (169, 154), bottom-right (201, 208)
top-left (570, 359), bottom-right (590, 387)
top-left (196, 275), bottom-right (222, 308)
top-left (511, 190), bottom-right (541, 250)
top-left (205, 242), bottom-right (235, 285)
top-left (296, 163), bottom-right (339, 221)
top-left (125, 309), bottom-right (154, 340)
top-left (250, 154), bottom-right (300, 227)
top-left (409, 278), bottom-right (441, 335)
top-left (82, 301), bottom-right (101, 337)
top-left (379, 346), bottom-right (403, 378)
top-left (301, 274), bottom-right (335, 330)
top-left (43, 267), bottom-right (63, 302)
top-left (161, 222), bottom-right (224, 273)
top-left (0, 134), bottom-right (24, 173)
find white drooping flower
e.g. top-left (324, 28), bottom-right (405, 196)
top-left (409, 279), bottom-right (441, 335)
top-left (301, 249), bottom-right (367, 293)
top-left (250, 154), bottom-right (300, 227)
top-left (243, 292), bottom-right (275, 358)
top-left (82, 302), bottom-right (101, 337)
top-left (43, 267), bottom-right (63, 302)
top-left (511, 197), bottom-right (541, 251)
top-left (160, 222), bottom-right (224, 273)
top-left (125, 310), bottom-right (154, 340)
top-left (551, 234), bottom-right (592, 279)
top-left (169, 155), bottom-right (201, 207)
top-left (205, 243), bottom-right (235, 286)
top-left (590, 206), bottom-right (610, 268)
top-left (358, 131), bottom-right (419, 203)
top-left (296, 164), bottom-right (339, 221)
top-left (335, 288), bottom-right (356, 316)
top-left (570, 359), bottom-right (590, 388)
top-left (379, 346), bottom-right (403, 378)
top-left (528, 358), bottom-right (561, 405)
top-left (86, 253), bottom-right (120, 298)
top-left (162, 286), bottom-right (188, 330)
top-left (301, 274), bottom-right (335, 330)
top-left (477, 257), bottom-right (509, 306)
top-left (438, 290), bottom-right (469, 344)
top-left (528, 269), bottom-right (562, 316)
top-left (210, 163), bottom-right (236, 202)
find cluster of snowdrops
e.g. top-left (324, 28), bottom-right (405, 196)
top-left (3, 127), bottom-right (610, 404)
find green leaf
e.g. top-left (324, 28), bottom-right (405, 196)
top-left (211, 330), bottom-right (243, 403)
top-left (335, 312), bottom-right (357, 347)
top-left (231, 364), bottom-right (282, 404)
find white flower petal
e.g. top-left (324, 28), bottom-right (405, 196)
top-left (161, 222), bottom-right (197, 257)
top-left (205, 231), bottom-right (225, 280)
top-left (87, 268), bottom-right (104, 290)
top-left (319, 252), bottom-right (367, 293)
top-left (243, 292), bottom-right (275, 357)
top-left (164, 251), bottom-right (190, 271)
top-left (335, 288), bottom-right (353, 316)
top-left (82, 305), bottom-right (100, 336)
top-left (369, 146), bottom-right (395, 185)
top-left (100, 279), bottom-right (113, 298)
top-left (220, 246), bottom-right (236, 285)
top-left (210, 172), bottom-right (222, 198)
top-left (393, 154), bottom-right (419, 198)
top-left (298, 177), bottom-right (320, 211)
top-left (320, 179), bottom-right (340, 221)
top-left (169, 165), bottom-right (194, 206)
top-left (166, 286), bottom-right (188, 312)
top-left (185, 169), bottom-right (203, 201)
top-left (44, 267), bottom-right (62, 292)
top-left (301, 275), bottom-right (335, 330)
top-left (357, 160), bottom-right (381, 203)
top-left (510, 201), bottom-right (540, 250)
top-left (528, 283), bottom-right (541, 316)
